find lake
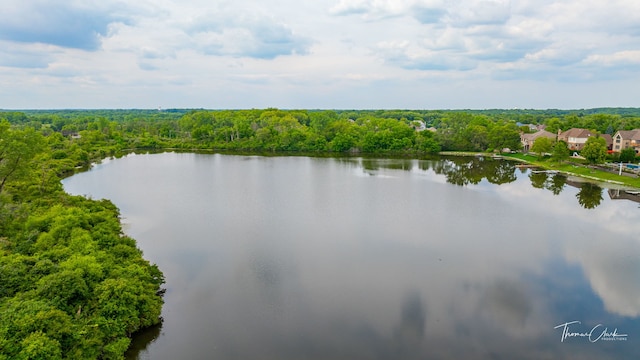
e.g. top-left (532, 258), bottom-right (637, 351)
top-left (62, 152), bottom-right (640, 359)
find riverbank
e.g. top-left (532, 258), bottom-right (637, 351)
top-left (502, 153), bottom-right (640, 189)
top-left (438, 150), bottom-right (640, 189)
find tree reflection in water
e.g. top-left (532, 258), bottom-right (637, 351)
top-left (528, 172), bottom-right (567, 195)
top-left (125, 322), bottom-right (162, 360)
top-left (432, 157), bottom-right (517, 186)
top-left (576, 182), bottom-right (603, 209)
top-left (357, 157), bottom-right (611, 210)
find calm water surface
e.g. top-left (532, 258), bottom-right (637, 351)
top-left (62, 153), bottom-right (640, 359)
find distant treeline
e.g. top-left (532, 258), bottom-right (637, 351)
top-left (3, 108), bottom-right (640, 160)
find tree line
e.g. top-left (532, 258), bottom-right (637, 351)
top-left (5, 108), bottom-right (640, 157)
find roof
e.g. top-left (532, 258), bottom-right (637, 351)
top-left (560, 128), bottom-right (593, 139)
top-left (615, 129), bottom-right (640, 141)
top-left (521, 130), bottom-right (556, 141)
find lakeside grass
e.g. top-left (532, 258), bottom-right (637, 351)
top-left (504, 153), bottom-right (640, 189)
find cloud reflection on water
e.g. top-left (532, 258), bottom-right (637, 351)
top-left (62, 153), bottom-right (640, 360)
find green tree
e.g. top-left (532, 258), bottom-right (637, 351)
top-left (415, 130), bottom-right (441, 154)
top-left (581, 136), bottom-right (608, 164)
top-left (619, 147), bottom-right (637, 163)
top-left (17, 331), bottom-right (62, 360)
top-left (544, 117), bottom-right (563, 134)
top-left (436, 112), bottom-right (474, 150)
top-left (488, 123), bottom-right (521, 152)
top-left (530, 137), bottom-right (553, 158)
top-left (463, 124), bottom-right (489, 151)
top-left (551, 141), bottom-right (570, 162)
top-left (0, 122), bottom-right (45, 193)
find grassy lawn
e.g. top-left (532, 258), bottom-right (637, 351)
top-left (504, 153), bottom-right (640, 189)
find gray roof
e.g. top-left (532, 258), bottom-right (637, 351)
top-left (560, 128), bottom-right (593, 139)
top-left (522, 130), bottom-right (556, 141)
top-left (615, 129), bottom-right (640, 141)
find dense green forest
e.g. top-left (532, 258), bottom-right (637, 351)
top-left (4, 107), bottom-right (640, 157)
top-left (1, 107), bottom-right (640, 358)
top-left (0, 118), bottom-right (165, 358)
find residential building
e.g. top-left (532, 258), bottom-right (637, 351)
top-left (521, 130), bottom-right (556, 152)
top-left (612, 129), bottom-right (640, 153)
top-left (601, 134), bottom-right (613, 151)
top-left (516, 122), bottom-right (538, 132)
top-left (558, 128), bottom-right (593, 151)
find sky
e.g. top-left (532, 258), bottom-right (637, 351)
top-left (1, 0), bottom-right (639, 110)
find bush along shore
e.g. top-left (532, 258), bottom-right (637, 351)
top-left (0, 121), bottom-right (165, 359)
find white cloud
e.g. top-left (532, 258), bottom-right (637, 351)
top-left (1, 0), bottom-right (640, 108)
top-left (186, 12), bottom-right (313, 59)
top-left (447, 0), bottom-right (512, 27)
top-left (329, 0), bottom-right (411, 20)
top-left (583, 50), bottom-right (640, 67)
top-left (377, 40), bottom-right (477, 71)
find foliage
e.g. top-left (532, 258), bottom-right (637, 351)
top-left (0, 121), bottom-right (45, 193)
top-left (6, 107), bottom-right (640, 156)
top-left (488, 123), bottom-right (522, 152)
top-left (581, 136), bottom-right (608, 164)
top-left (0, 120), bottom-right (165, 358)
top-left (530, 137), bottom-right (553, 158)
top-left (576, 183), bottom-right (604, 209)
top-left (551, 141), bottom-right (570, 162)
top-left (432, 157), bottom-right (517, 186)
top-left (3, 107), bottom-right (640, 358)
top-left (619, 147), bottom-right (637, 163)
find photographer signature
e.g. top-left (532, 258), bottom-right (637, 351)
top-left (554, 321), bottom-right (628, 343)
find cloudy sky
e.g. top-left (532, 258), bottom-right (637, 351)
top-left (1, 0), bottom-right (639, 109)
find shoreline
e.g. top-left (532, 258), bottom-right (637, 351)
top-left (438, 151), bottom-right (640, 189)
top-left (87, 148), bottom-right (640, 190)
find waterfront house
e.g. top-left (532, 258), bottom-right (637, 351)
top-left (612, 129), bottom-right (640, 153)
top-left (601, 134), bottom-right (613, 151)
top-left (558, 128), bottom-right (593, 151)
top-left (520, 130), bottom-right (556, 152)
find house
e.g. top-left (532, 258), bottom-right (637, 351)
top-left (516, 122), bottom-right (538, 132)
top-left (62, 129), bottom-right (82, 140)
top-left (601, 134), bottom-right (613, 151)
top-left (412, 120), bottom-right (426, 131)
top-left (612, 129), bottom-right (640, 153)
top-left (608, 189), bottom-right (640, 204)
top-left (557, 128), bottom-right (593, 151)
top-left (520, 130), bottom-right (556, 152)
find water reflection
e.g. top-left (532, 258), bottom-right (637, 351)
top-left (393, 292), bottom-right (426, 352)
top-left (548, 174), bottom-right (567, 195)
top-left (529, 171), bottom-right (567, 195)
top-left (575, 183), bottom-right (604, 209)
top-left (349, 156), bottom-right (635, 210)
top-left (431, 157), bottom-right (517, 186)
top-left (355, 156), bottom-right (520, 187)
top-left (61, 153), bottom-right (640, 359)
top-left (480, 280), bottom-right (532, 329)
top-left (125, 323), bottom-right (162, 360)
top-left (358, 157), bottom-right (618, 210)
top-left (529, 171), bottom-right (549, 189)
